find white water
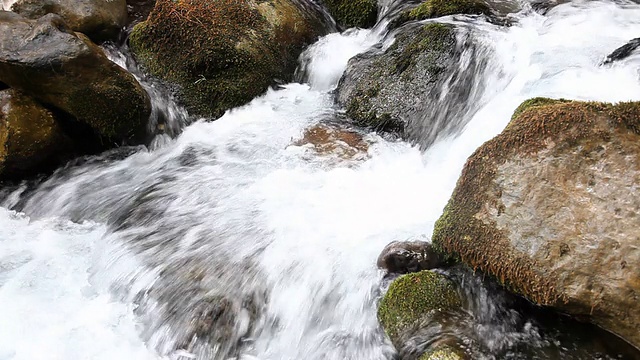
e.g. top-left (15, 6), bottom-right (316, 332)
top-left (2, 1), bottom-right (640, 359)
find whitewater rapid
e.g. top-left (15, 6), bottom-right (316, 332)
top-left (2, 1), bottom-right (640, 359)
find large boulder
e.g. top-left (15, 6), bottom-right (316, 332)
top-left (0, 89), bottom-right (72, 179)
top-left (432, 98), bottom-right (640, 348)
top-left (129, 0), bottom-right (330, 118)
top-left (11, 0), bottom-right (127, 42)
top-left (322, 0), bottom-right (378, 29)
top-left (0, 12), bottom-right (151, 144)
top-left (336, 23), bottom-right (486, 149)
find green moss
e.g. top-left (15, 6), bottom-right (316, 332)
top-left (392, 0), bottom-right (490, 28)
top-left (431, 99), bottom-right (640, 306)
top-left (419, 346), bottom-right (464, 360)
top-left (323, 0), bottom-right (378, 28)
top-left (394, 23), bottom-right (454, 74)
top-left (510, 97), bottom-right (569, 121)
top-left (378, 270), bottom-right (461, 343)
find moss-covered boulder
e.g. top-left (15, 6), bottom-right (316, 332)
top-left (11, 0), bottom-right (127, 42)
top-left (322, 0), bottom-right (377, 29)
top-left (419, 346), bottom-right (465, 360)
top-left (432, 98), bottom-right (640, 349)
top-left (129, 0), bottom-right (329, 118)
top-left (0, 89), bottom-right (73, 179)
top-left (0, 12), bottom-right (151, 144)
top-left (391, 0), bottom-right (490, 28)
top-left (378, 270), bottom-right (461, 348)
top-left (336, 23), bottom-right (485, 148)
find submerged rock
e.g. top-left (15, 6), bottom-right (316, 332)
top-left (0, 89), bottom-right (72, 179)
top-left (129, 0), bottom-right (330, 118)
top-left (336, 23), bottom-right (486, 148)
top-left (377, 241), bottom-right (447, 274)
top-left (419, 346), bottom-right (465, 360)
top-left (378, 270), bottom-right (462, 349)
top-left (292, 123), bottom-right (369, 161)
top-left (432, 98), bottom-right (640, 349)
top-left (0, 12), bottom-right (151, 144)
top-left (11, 0), bottom-right (127, 42)
top-left (322, 0), bottom-right (378, 29)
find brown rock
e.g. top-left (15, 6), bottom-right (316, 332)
top-left (293, 123), bottom-right (369, 160)
top-left (377, 240), bottom-right (447, 274)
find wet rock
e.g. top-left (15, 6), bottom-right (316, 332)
top-left (129, 0), bottom-right (330, 118)
top-left (0, 12), bottom-right (151, 144)
top-left (0, 89), bottom-right (73, 179)
top-left (322, 0), bottom-right (378, 29)
top-left (432, 98), bottom-right (640, 349)
top-left (336, 23), bottom-right (487, 149)
top-left (126, 0), bottom-right (155, 28)
top-left (377, 241), bottom-right (447, 274)
top-left (603, 37), bottom-right (640, 65)
top-left (390, 0), bottom-right (491, 29)
top-left (292, 123), bottom-right (369, 160)
top-left (419, 346), bottom-right (466, 360)
top-left (378, 270), bottom-right (462, 350)
top-left (11, 0), bottom-right (127, 42)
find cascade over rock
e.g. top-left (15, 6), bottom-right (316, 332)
top-left (129, 0), bottom-right (331, 118)
top-left (432, 98), bottom-right (640, 348)
top-left (11, 0), bottom-right (127, 42)
top-left (0, 12), bottom-right (151, 144)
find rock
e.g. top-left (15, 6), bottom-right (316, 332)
top-left (126, 0), bottom-right (155, 28)
top-left (292, 123), bottom-right (369, 160)
top-left (0, 89), bottom-right (72, 179)
top-left (0, 12), bottom-right (151, 144)
top-left (432, 98), bottom-right (640, 349)
top-left (377, 241), bottom-right (448, 274)
top-left (378, 270), bottom-right (461, 349)
top-left (129, 0), bottom-right (330, 118)
top-left (11, 0), bottom-right (127, 42)
top-left (603, 37), bottom-right (640, 65)
top-left (336, 23), bottom-right (486, 148)
top-left (419, 346), bottom-right (465, 360)
top-left (391, 0), bottom-right (491, 28)
top-left (322, 0), bottom-right (378, 29)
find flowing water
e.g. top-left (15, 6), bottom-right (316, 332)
top-left (2, 0), bottom-right (640, 359)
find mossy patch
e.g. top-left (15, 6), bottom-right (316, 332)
top-left (419, 346), bottom-right (464, 360)
top-left (392, 0), bottom-right (490, 28)
top-left (129, 0), bottom-right (325, 118)
top-left (323, 0), bottom-right (378, 28)
top-left (378, 270), bottom-right (461, 344)
top-left (431, 99), bottom-right (640, 306)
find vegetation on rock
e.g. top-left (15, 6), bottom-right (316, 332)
top-left (322, 0), bottom-right (378, 29)
top-left (392, 0), bottom-right (490, 28)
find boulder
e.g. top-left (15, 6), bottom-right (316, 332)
top-left (336, 23), bottom-right (486, 149)
top-left (322, 0), bottom-right (378, 29)
top-left (378, 270), bottom-right (462, 350)
top-left (377, 240), bottom-right (447, 274)
top-left (129, 0), bottom-right (330, 118)
top-left (391, 0), bottom-right (490, 29)
top-left (0, 89), bottom-right (72, 179)
top-left (0, 12), bottom-right (151, 144)
top-left (11, 0), bottom-right (127, 42)
top-left (603, 37), bottom-right (640, 65)
top-left (432, 98), bottom-right (640, 348)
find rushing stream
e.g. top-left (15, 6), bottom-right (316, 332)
top-left (2, 0), bottom-right (640, 359)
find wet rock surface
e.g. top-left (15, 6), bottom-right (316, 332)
top-left (321, 0), bottom-right (378, 29)
top-left (603, 37), bottom-right (640, 65)
top-left (11, 0), bottom-right (127, 42)
top-left (0, 12), bottom-right (151, 144)
top-left (377, 241), bottom-right (447, 274)
top-left (292, 123), bottom-right (370, 161)
top-left (432, 98), bottom-right (640, 349)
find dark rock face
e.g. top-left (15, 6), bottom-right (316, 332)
top-left (321, 0), bottom-right (378, 29)
top-left (129, 0), bottom-right (330, 118)
top-left (377, 241), bottom-right (447, 274)
top-left (126, 0), bottom-right (155, 27)
top-left (603, 37), bottom-right (640, 65)
top-left (336, 23), bottom-right (488, 149)
top-left (390, 0), bottom-right (491, 29)
top-left (0, 89), bottom-right (73, 179)
top-left (11, 0), bottom-right (127, 42)
top-left (0, 12), bottom-right (150, 143)
top-left (432, 98), bottom-right (640, 349)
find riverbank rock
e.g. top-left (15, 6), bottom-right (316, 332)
top-left (0, 89), bottom-right (72, 179)
top-left (377, 241), bottom-right (448, 274)
top-left (11, 0), bottom-right (127, 42)
top-left (432, 98), bottom-right (640, 348)
top-left (322, 0), bottom-right (377, 29)
top-left (129, 0), bottom-right (329, 118)
top-left (390, 0), bottom-right (490, 28)
top-left (336, 23), bottom-right (486, 148)
top-left (378, 270), bottom-right (462, 349)
top-left (0, 12), bottom-right (151, 144)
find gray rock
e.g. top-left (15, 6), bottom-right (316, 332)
top-left (377, 240), bottom-right (447, 274)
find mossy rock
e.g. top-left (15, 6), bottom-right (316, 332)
top-left (392, 0), bottom-right (491, 28)
top-left (419, 346), bottom-right (465, 360)
top-left (129, 0), bottom-right (329, 118)
top-left (322, 0), bottom-right (378, 29)
top-left (0, 89), bottom-right (73, 179)
top-left (378, 270), bottom-right (461, 347)
top-left (432, 98), bottom-right (640, 349)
